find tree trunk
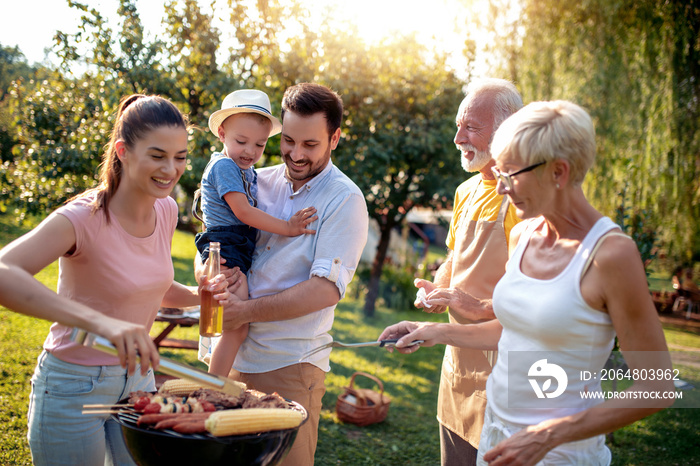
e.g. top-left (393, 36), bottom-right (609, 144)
top-left (363, 223), bottom-right (393, 317)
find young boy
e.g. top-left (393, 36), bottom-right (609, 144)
top-left (195, 89), bottom-right (317, 376)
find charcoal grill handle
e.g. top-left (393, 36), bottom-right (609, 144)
top-left (69, 328), bottom-right (229, 391)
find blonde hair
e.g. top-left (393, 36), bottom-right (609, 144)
top-left (491, 100), bottom-right (596, 185)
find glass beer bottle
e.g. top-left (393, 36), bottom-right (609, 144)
top-left (200, 242), bottom-right (223, 337)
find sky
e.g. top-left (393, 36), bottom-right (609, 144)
top-left (1, 0), bottom-right (489, 75)
top-left (1, 0), bottom-right (167, 65)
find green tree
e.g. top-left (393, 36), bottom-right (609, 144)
top-left (2, 73), bottom-right (118, 220)
top-left (162, 0), bottom-right (228, 226)
top-left (0, 45), bottom-right (35, 165)
top-left (55, 0), bottom-right (167, 94)
top-left (2, 0), bottom-right (166, 220)
top-left (274, 26), bottom-right (467, 315)
top-left (485, 0), bottom-right (700, 266)
top-left (0, 45), bottom-right (34, 102)
top-left (163, 0), bottom-right (298, 226)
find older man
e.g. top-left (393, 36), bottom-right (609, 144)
top-left (412, 78), bottom-right (523, 465)
top-left (203, 83), bottom-right (369, 466)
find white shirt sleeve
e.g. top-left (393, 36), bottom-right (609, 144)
top-left (310, 191), bottom-right (369, 298)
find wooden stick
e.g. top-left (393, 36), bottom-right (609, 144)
top-left (82, 409), bottom-right (130, 415)
top-left (83, 403), bottom-right (134, 409)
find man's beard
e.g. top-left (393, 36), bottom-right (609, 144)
top-left (458, 144), bottom-right (492, 173)
top-left (282, 147), bottom-right (331, 184)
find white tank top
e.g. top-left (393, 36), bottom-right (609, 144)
top-left (487, 216), bottom-right (619, 425)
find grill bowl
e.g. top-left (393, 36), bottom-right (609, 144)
top-left (112, 400), bottom-right (307, 466)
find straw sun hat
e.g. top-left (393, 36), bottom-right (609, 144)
top-left (208, 89), bottom-right (282, 137)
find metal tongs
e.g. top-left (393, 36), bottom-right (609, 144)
top-left (302, 338), bottom-right (423, 359)
top-left (69, 328), bottom-right (245, 395)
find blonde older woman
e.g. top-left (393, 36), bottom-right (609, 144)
top-left (380, 101), bottom-right (674, 465)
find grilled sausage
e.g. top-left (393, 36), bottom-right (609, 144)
top-left (137, 412), bottom-right (181, 426)
top-left (154, 413), bottom-right (212, 430)
top-left (172, 420), bottom-right (208, 434)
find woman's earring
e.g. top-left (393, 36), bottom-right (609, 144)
top-left (556, 183), bottom-right (560, 189)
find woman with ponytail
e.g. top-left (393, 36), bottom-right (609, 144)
top-left (0, 94), bottom-right (229, 465)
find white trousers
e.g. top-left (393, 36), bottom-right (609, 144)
top-left (476, 403), bottom-right (611, 466)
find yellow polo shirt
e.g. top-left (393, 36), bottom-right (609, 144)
top-left (446, 176), bottom-right (520, 250)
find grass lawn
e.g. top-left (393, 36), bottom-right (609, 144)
top-left (1, 214), bottom-right (699, 465)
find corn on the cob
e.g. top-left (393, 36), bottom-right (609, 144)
top-left (159, 379), bottom-right (203, 396)
top-left (205, 408), bottom-right (304, 436)
top-left (159, 378), bottom-right (246, 397)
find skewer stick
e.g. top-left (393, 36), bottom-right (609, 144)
top-left (82, 409), bottom-right (131, 415)
top-left (83, 403), bottom-right (134, 408)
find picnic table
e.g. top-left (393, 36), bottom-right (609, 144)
top-left (153, 308), bottom-right (199, 350)
top-left (652, 290), bottom-right (677, 314)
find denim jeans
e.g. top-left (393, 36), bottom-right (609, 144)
top-left (27, 351), bottom-right (155, 466)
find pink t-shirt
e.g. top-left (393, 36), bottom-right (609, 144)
top-left (43, 194), bottom-right (178, 365)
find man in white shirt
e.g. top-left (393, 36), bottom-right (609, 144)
top-left (214, 82), bottom-right (369, 465)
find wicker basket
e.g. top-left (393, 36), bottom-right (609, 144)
top-left (335, 371), bottom-right (390, 427)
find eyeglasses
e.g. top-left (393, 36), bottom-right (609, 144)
top-left (491, 161), bottom-right (546, 192)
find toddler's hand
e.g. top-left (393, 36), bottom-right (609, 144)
top-left (288, 207), bottom-right (318, 236)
